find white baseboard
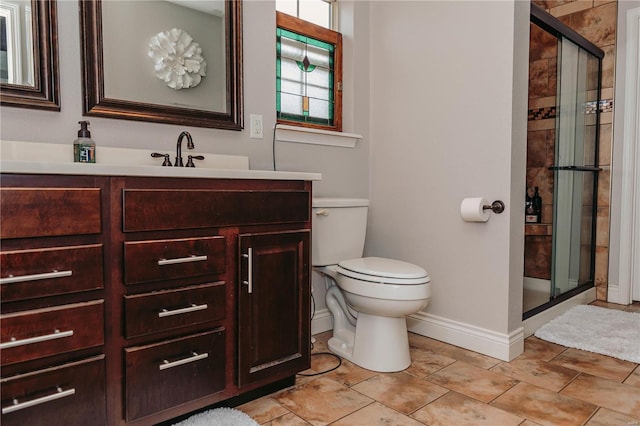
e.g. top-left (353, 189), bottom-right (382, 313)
top-left (607, 283), bottom-right (629, 305)
top-left (311, 308), bottom-right (333, 335)
top-left (407, 312), bottom-right (524, 361)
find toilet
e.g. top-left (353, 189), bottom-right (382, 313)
top-left (312, 198), bottom-right (431, 372)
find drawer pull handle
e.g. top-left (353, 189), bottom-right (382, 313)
top-left (0, 270), bottom-right (72, 285)
top-left (157, 255), bottom-right (208, 266)
top-left (242, 248), bottom-right (253, 294)
top-left (159, 351), bottom-right (209, 370)
top-left (158, 303), bottom-right (208, 318)
top-left (1, 386), bottom-right (76, 414)
top-left (0, 329), bottom-right (74, 350)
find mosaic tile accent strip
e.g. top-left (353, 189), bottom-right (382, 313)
top-left (585, 99), bottom-right (613, 114)
top-left (528, 106), bottom-right (556, 121)
top-left (528, 99), bottom-right (613, 121)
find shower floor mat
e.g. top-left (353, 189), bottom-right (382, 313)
top-left (535, 304), bottom-right (640, 364)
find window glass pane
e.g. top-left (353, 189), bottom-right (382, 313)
top-left (276, 25), bottom-right (335, 127)
top-left (309, 98), bottom-right (329, 120)
top-left (281, 78), bottom-right (304, 98)
top-left (282, 57), bottom-right (303, 82)
top-left (306, 67), bottom-right (329, 89)
top-left (276, 0), bottom-right (332, 29)
top-left (299, 0), bottom-right (330, 28)
top-left (281, 92), bottom-right (302, 115)
top-left (307, 86), bottom-right (329, 102)
top-left (306, 44), bottom-right (331, 69)
top-left (280, 37), bottom-right (306, 63)
top-left (276, 1), bottom-right (298, 17)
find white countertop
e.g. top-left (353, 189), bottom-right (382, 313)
top-left (0, 141), bottom-right (321, 181)
top-left (0, 160), bottom-right (322, 181)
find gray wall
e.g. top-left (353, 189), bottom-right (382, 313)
top-left (366, 0), bottom-right (529, 350)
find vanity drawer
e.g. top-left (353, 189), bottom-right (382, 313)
top-left (0, 188), bottom-right (101, 239)
top-left (125, 330), bottom-right (226, 421)
top-left (124, 282), bottom-right (226, 338)
top-left (124, 236), bottom-right (226, 285)
top-left (123, 189), bottom-right (310, 231)
top-left (0, 300), bottom-right (104, 365)
top-left (0, 244), bottom-right (103, 302)
top-left (0, 355), bottom-right (106, 426)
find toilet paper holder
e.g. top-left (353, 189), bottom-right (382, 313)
top-left (483, 200), bottom-right (505, 214)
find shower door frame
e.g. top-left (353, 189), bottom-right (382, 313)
top-left (524, 4), bottom-right (604, 320)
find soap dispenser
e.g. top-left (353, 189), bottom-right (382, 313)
top-left (74, 120), bottom-right (96, 163)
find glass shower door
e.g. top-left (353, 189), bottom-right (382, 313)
top-left (550, 38), bottom-right (600, 297)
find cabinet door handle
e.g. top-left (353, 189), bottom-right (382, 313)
top-left (159, 352), bottom-right (209, 370)
top-left (157, 255), bottom-right (208, 266)
top-left (0, 329), bottom-right (74, 350)
top-left (1, 386), bottom-right (76, 414)
top-left (0, 270), bottom-right (72, 285)
top-left (242, 248), bottom-right (252, 294)
top-left (158, 303), bottom-right (208, 318)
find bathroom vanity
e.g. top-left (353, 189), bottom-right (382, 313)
top-left (0, 160), bottom-right (318, 425)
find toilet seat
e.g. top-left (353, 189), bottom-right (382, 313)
top-left (337, 257), bottom-right (430, 285)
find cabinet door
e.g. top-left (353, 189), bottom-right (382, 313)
top-left (238, 231), bottom-right (310, 386)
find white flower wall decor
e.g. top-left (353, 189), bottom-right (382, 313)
top-left (148, 28), bottom-right (207, 90)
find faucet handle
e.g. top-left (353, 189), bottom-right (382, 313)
top-left (151, 152), bottom-right (172, 166)
top-left (186, 155), bottom-right (205, 168)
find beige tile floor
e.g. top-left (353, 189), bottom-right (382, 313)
top-left (238, 302), bottom-right (640, 426)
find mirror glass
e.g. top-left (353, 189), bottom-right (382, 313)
top-left (0, 0), bottom-right (59, 110)
top-left (80, 0), bottom-right (243, 130)
top-left (0, 0), bottom-right (34, 86)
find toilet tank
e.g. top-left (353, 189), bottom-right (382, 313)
top-left (312, 198), bottom-right (369, 266)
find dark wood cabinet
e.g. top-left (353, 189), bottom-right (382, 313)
top-left (238, 231), bottom-right (311, 386)
top-left (1, 174), bottom-right (312, 425)
top-left (123, 236), bottom-right (227, 285)
top-left (123, 282), bottom-right (226, 339)
top-left (0, 176), bottom-right (108, 426)
top-left (0, 244), bottom-right (104, 302)
top-left (1, 300), bottom-right (104, 365)
top-left (0, 187), bottom-right (102, 239)
top-left (124, 330), bottom-right (226, 421)
top-left (0, 355), bottom-right (107, 426)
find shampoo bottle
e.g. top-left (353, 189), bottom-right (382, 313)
top-left (74, 121), bottom-right (96, 163)
top-left (533, 187), bottom-right (542, 223)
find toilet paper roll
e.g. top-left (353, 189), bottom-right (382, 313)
top-left (460, 197), bottom-right (491, 222)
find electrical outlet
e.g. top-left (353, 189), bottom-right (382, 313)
top-left (250, 114), bottom-right (263, 139)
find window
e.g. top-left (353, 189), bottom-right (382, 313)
top-left (276, 0), bottom-right (333, 29)
top-left (276, 1), bottom-right (342, 132)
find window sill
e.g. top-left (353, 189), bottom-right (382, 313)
top-left (275, 124), bottom-right (362, 148)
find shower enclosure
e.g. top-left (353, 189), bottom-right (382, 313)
top-left (523, 5), bottom-right (604, 318)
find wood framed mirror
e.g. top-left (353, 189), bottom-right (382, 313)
top-left (0, 0), bottom-right (60, 111)
top-left (79, 0), bottom-right (243, 130)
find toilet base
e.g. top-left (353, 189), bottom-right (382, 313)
top-left (329, 313), bottom-right (411, 372)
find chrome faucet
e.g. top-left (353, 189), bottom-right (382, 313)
top-left (175, 131), bottom-right (194, 167)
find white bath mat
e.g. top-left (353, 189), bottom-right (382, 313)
top-left (535, 305), bottom-right (640, 363)
top-left (172, 407), bottom-right (259, 426)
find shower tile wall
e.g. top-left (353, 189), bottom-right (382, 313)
top-left (525, 18), bottom-right (558, 281)
top-left (527, 0), bottom-right (617, 300)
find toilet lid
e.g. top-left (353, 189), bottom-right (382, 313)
top-left (337, 257), bottom-right (430, 285)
